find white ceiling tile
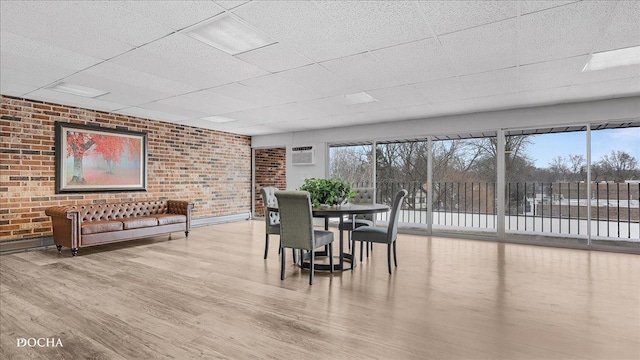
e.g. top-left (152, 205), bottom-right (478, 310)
top-left (114, 107), bottom-right (191, 122)
top-left (373, 38), bottom-right (455, 84)
top-left (270, 120), bottom-right (315, 132)
top-left (518, 56), bottom-right (588, 92)
top-left (11, 1), bottom-right (174, 47)
top-left (0, 52), bottom-right (77, 87)
top-left (592, 1), bottom-right (640, 53)
top-left (0, 82), bottom-right (38, 97)
top-left (115, 1), bottom-right (225, 31)
top-left (80, 62), bottom-right (199, 96)
top-left (367, 85), bottom-right (430, 108)
top-left (233, 1), bottom-right (367, 62)
top-left (0, 68), bottom-right (55, 89)
top-left (320, 52), bottom-right (406, 91)
top-left (315, 1), bottom-right (432, 50)
top-left (208, 83), bottom-right (290, 107)
top-left (0, 1), bottom-right (133, 60)
top-left (138, 33), bottom-right (269, 83)
top-left (277, 64), bottom-right (361, 97)
top-left (519, 1), bottom-right (616, 64)
top-left (223, 103), bottom-right (317, 124)
top-left (62, 72), bottom-right (178, 106)
top-left (214, 1), bottom-right (250, 11)
top-left (514, 87), bottom-right (570, 107)
top-left (108, 48), bottom-right (229, 89)
top-left (239, 74), bottom-right (321, 103)
top-left (157, 90), bottom-right (254, 115)
top-left (461, 68), bottom-right (518, 98)
top-left (235, 43), bottom-right (314, 73)
top-left (573, 65), bottom-right (640, 85)
top-left (1, 32), bottom-right (102, 71)
top-left (564, 78), bottom-right (640, 101)
top-left (356, 108), bottom-right (404, 124)
top-left (394, 103), bottom-right (434, 120)
top-left (439, 19), bottom-right (517, 75)
top-left (227, 124), bottom-right (281, 136)
top-left (421, 99), bottom-right (479, 118)
top-left (407, 77), bottom-right (467, 104)
top-left (26, 88), bottom-right (128, 113)
top-left (418, 1), bottom-right (517, 35)
top-left (294, 98), bottom-right (353, 117)
top-left (136, 102), bottom-right (211, 120)
top-left (519, 1), bottom-right (579, 15)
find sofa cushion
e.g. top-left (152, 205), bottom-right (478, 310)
top-left (81, 220), bottom-right (124, 235)
top-left (155, 214), bottom-right (187, 225)
top-left (121, 216), bottom-right (158, 230)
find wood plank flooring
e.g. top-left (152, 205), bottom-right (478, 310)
top-left (1, 220), bottom-right (639, 359)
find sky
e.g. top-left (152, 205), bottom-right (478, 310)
top-left (527, 127), bottom-right (640, 168)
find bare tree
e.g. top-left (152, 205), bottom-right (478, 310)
top-left (597, 150), bottom-right (639, 182)
top-left (329, 145), bottom-right (373, 185)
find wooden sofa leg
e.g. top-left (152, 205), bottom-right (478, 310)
top-left (56, 245), bottom-right (62, 253)
top-left (71, 248), bottom-right (78, 257)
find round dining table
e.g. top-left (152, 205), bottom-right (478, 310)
top-left (269, 203), bottom-right (390, 271)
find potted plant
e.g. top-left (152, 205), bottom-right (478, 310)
top-left (300, 178), bottom-right (356, 207)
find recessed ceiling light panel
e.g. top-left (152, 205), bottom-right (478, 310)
top-left (582, 46), bottom-right (640, 72)
top-left (344, 92), bottom-right (378, 105)
top-left (46, 82), bottom-right (109, 98)
top-left (202, 115), bottom-right (237, 123)
top-left (183, 14), bottom-right (276, 55)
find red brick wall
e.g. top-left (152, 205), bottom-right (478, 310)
top-left (0, 95), bottom-right (251, 241)
top-left (254, 148), bottom-right (286, 217)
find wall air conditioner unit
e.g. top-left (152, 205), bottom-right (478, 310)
top-left (291, 146), bottom-right (315, 166)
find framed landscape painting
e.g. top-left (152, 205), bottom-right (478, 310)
top-left (55, 122), bottom-right (148, 193)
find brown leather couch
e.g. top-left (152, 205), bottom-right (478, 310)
top-left (45, 200), bottom-right (193, 256)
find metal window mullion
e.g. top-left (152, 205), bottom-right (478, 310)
top-left (497, 130), bottom-right (506, 240)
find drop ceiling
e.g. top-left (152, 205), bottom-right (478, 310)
top-left (1, 0), bottom-right (639, 136)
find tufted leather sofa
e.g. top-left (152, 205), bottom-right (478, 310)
top-left (45, 200), bottom-right (193, 256)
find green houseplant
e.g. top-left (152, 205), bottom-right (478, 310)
top-left (300, 178), bottom-right (355, 207)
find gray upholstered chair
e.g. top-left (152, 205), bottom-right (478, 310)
top-left (351, 189), bottom-right (408, 274)
top-left (338, 187), bottom-right (374, 259)
top-left (275, 190), bottom-right (334, 285)
top-left (260, 186), bottom-right (281, 259)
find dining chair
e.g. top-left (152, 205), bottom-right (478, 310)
top-left (351, 189), bottom-right (408, 274)
top-left (275, 190), bottom-right (334, 285)
top-left (260, 186), bottom-right (281, 259)
top-left (338, 187), bottom-right (374, 258)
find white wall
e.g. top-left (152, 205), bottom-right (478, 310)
top-left (252, 97), bottom-right (640, 190)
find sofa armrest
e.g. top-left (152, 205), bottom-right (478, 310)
top-left (45, 206), bottom-right (81, 249)
top-left (167, 200), bottom-right (194, 230)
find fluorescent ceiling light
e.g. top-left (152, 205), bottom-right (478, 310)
top-left (183, 14), bottom-right (276, 55)
top-left (202, 115), bottom-right (237, 123)
top-left (582, 46), bottom-right (640, 72)
top-left (344, 92), bottom-right (377, 105)
top-left (46, 82), bottom-right (109, 98)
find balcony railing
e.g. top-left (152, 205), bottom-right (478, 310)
top-left (369, 180), bottom-right (640, 240)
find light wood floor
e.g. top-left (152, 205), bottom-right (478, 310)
top-left (1, 220), bottom-right (639, 360)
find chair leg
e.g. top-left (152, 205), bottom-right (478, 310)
top-left (366, 241), bottom-right (370, 258)
top-left (329, 243), bottom-right (334, 273)
top-left (351, 238), bottom-right (356, 270)
top-left (278, 239), bottom-right (281, 255)
top-left (386, 244), bottom-right (392, 275)
top-left (309, 249), bottom-right (315, 285)
top-left (359, 240), bottom-right (364, 261)
top-left (293, 249), bottom-right (298, 264)
top-left (264, 234), bottom-right (269, 259)
top-left (393, 241), bottom-right (398, 267)
top-left (280, 247), bottom-right (286, 280)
